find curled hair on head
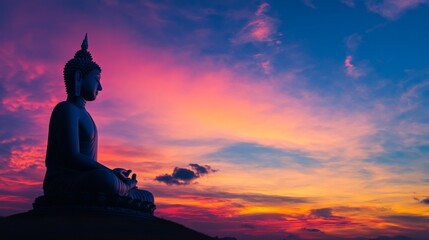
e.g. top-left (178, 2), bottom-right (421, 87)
top-left (63, 34), bottom-right (101, 95)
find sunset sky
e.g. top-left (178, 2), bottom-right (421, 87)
top-left (1, 0), bottom-right (429, 239)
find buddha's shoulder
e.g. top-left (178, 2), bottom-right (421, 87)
top-left (52, 101), bottom-right (80, 114)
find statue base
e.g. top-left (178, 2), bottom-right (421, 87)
top-left (33, 193), bottom-right (156, 215)
top-left (0, 197), bottom-right (214, 240)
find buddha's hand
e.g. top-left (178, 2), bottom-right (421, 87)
top-left (112, 168), bottom-right (132, 181)
top-left (124, 173), bottom-right (138, 190)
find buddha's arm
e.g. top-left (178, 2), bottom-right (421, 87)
top-left (55, 104), bottom-right (110, 171)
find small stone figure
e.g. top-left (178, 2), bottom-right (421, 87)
top-left (42, 34), bottom-right (154, 207)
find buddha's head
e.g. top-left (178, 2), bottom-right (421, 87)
top-left (64, 34), bottom-right (102, 101)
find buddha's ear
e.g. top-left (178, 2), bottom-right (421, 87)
top-left (74, 70), bottom-right (82, 97)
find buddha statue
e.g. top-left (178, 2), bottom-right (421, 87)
top-left (42, 34), bottom-right (154, 207)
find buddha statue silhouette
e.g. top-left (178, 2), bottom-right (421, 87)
top-left (42, 34), bottom-right (154, 206)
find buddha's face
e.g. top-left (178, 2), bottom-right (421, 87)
top-left (81, 69), bottom-right (102, 101)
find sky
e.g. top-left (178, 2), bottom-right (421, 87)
top-left (1, 0), bottom-right (429, 239)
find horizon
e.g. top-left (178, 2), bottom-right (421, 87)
top-left (1, 0), bottom-right (429, 239)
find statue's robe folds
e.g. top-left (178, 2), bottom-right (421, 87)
top-left (43, 101), bottom-right (154, 203)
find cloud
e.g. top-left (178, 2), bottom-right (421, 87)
top-left (372, 236), bottom-right (414, 240)
top-left (154, 163), bottom-right (217, 185)
top-left (344, 55), bottom-right (356, 76)
top-left (261, 60), bottom-right (271, 74)
top-left (298, 228), bottom-right (327, 240)
top-left (0, 165), bottom-right (44, 216)
top-left (302, 0), bottom-right (316, 9)
top-left (232, 2), bottom-right (279, 44)
top-left (284, 233), bottom-right (301, 240)
top-left (189, 163), bottom-right (217, 175)
top-left (156, 202), bottom-right (237, 220)
top-left (206, 142), bottom-right (318, 168)
top-left (171, 167), bottom-right (198, 181)
top-left (399, 80), bottom-right (429, 105)
top-left (157, 206), bottom-right (293, 240)
top-left (365, 0), bottom-right (428, 20)
top-left (255, 2), bottom-right (269, 16)
top-left (241, 223), bottom-right (256, 229)
top-left (381, 214), bottom-right (429, 229)
top-left (207, 142), bottom-right (286, 166)
top-left (344, 55), bottom-right (365, 78)
top-left (212, 192), bottom-right (308, 204)
top-left (253, 53), bottom-right (274, 75)
top-left (341, 0), bottom-right (356, 8)
top-left (301, 227), bottom-right (322, 233)
top-left (309, 208), bottom-right (333, 218)
top-left (150, 185), bottom-right (308, 204)
top-left (154, 172), bottom-right (184, 185)
top-left (345, 33), bottom-right (362, 52)
top-left (421, 198), bottom-right (429, 204)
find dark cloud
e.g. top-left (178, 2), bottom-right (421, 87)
top-left (420, 197), bottom-right (429, 205)
top-left (189, 163), bottom-right (218, 175)
top-left (172, 167), bottom-right (198, 181)
top-left (382, 214), bottom-right (429, 224)
top-left (301, 228), bottom-right (322, 233)
top-left (298, 228), bottom-right (328, 239)
top-left (233, 213), bottom-right (287, 221)
top-left (284, 233), bottom-right (301, 240)
top-left (412, 195), bottom-right (429, 205)
top-left (307, 208), bottom-right (354, 227)
top-left (240, 223), bottom-right (256, 229)
top-left (154, 174), bottom-right (181, 185)
top-left (371, 236), bottom-right (414, 240)
top-left (333, 206), bottom-right (366, 212)
top-left (154, 163), bottom-right (217, 185)
top-left (309, 208), bottom-right (333, 218)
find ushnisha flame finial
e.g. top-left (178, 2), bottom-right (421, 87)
top-left (73, 33), bottom-right (93, 60)
top-left (63, 33), bottom-right (101, 95)
top-left (81, 33), bottom-right (88, 51)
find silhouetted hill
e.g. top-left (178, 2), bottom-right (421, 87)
top-left (371, 236), bottom-right (414, 240)
top-left (0, 206), bottom-right (214, 240)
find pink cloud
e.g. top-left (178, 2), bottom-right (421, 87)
top-left (260, 60), bottom-right (271, 74)
top-left (232, 3), bottom-right (278, 44)
top-left (400, 80), bottom-right (429, 104)
top-left (365, 0), bottom-right (428, 19)
top-left (8, 144), bottom-right (45, 171)
top-left (96, 38), bottom-right (379, 162)
top-left (344, 56), bottom-right (355, 73)
top-left (251, 19), bottom-right (272, 41)
top-left (0, 195), bottom-right (29, 203)
top-left (231, 3), bottom-right (281, 75)
top-left (2, 94), bottom-right (59, 113)
top-left (344, 55), bottom-right (364, 78)
top-left (253, 53), bottom-right (272, 74)
top-left (255, 2), bottom-right (270, 16)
